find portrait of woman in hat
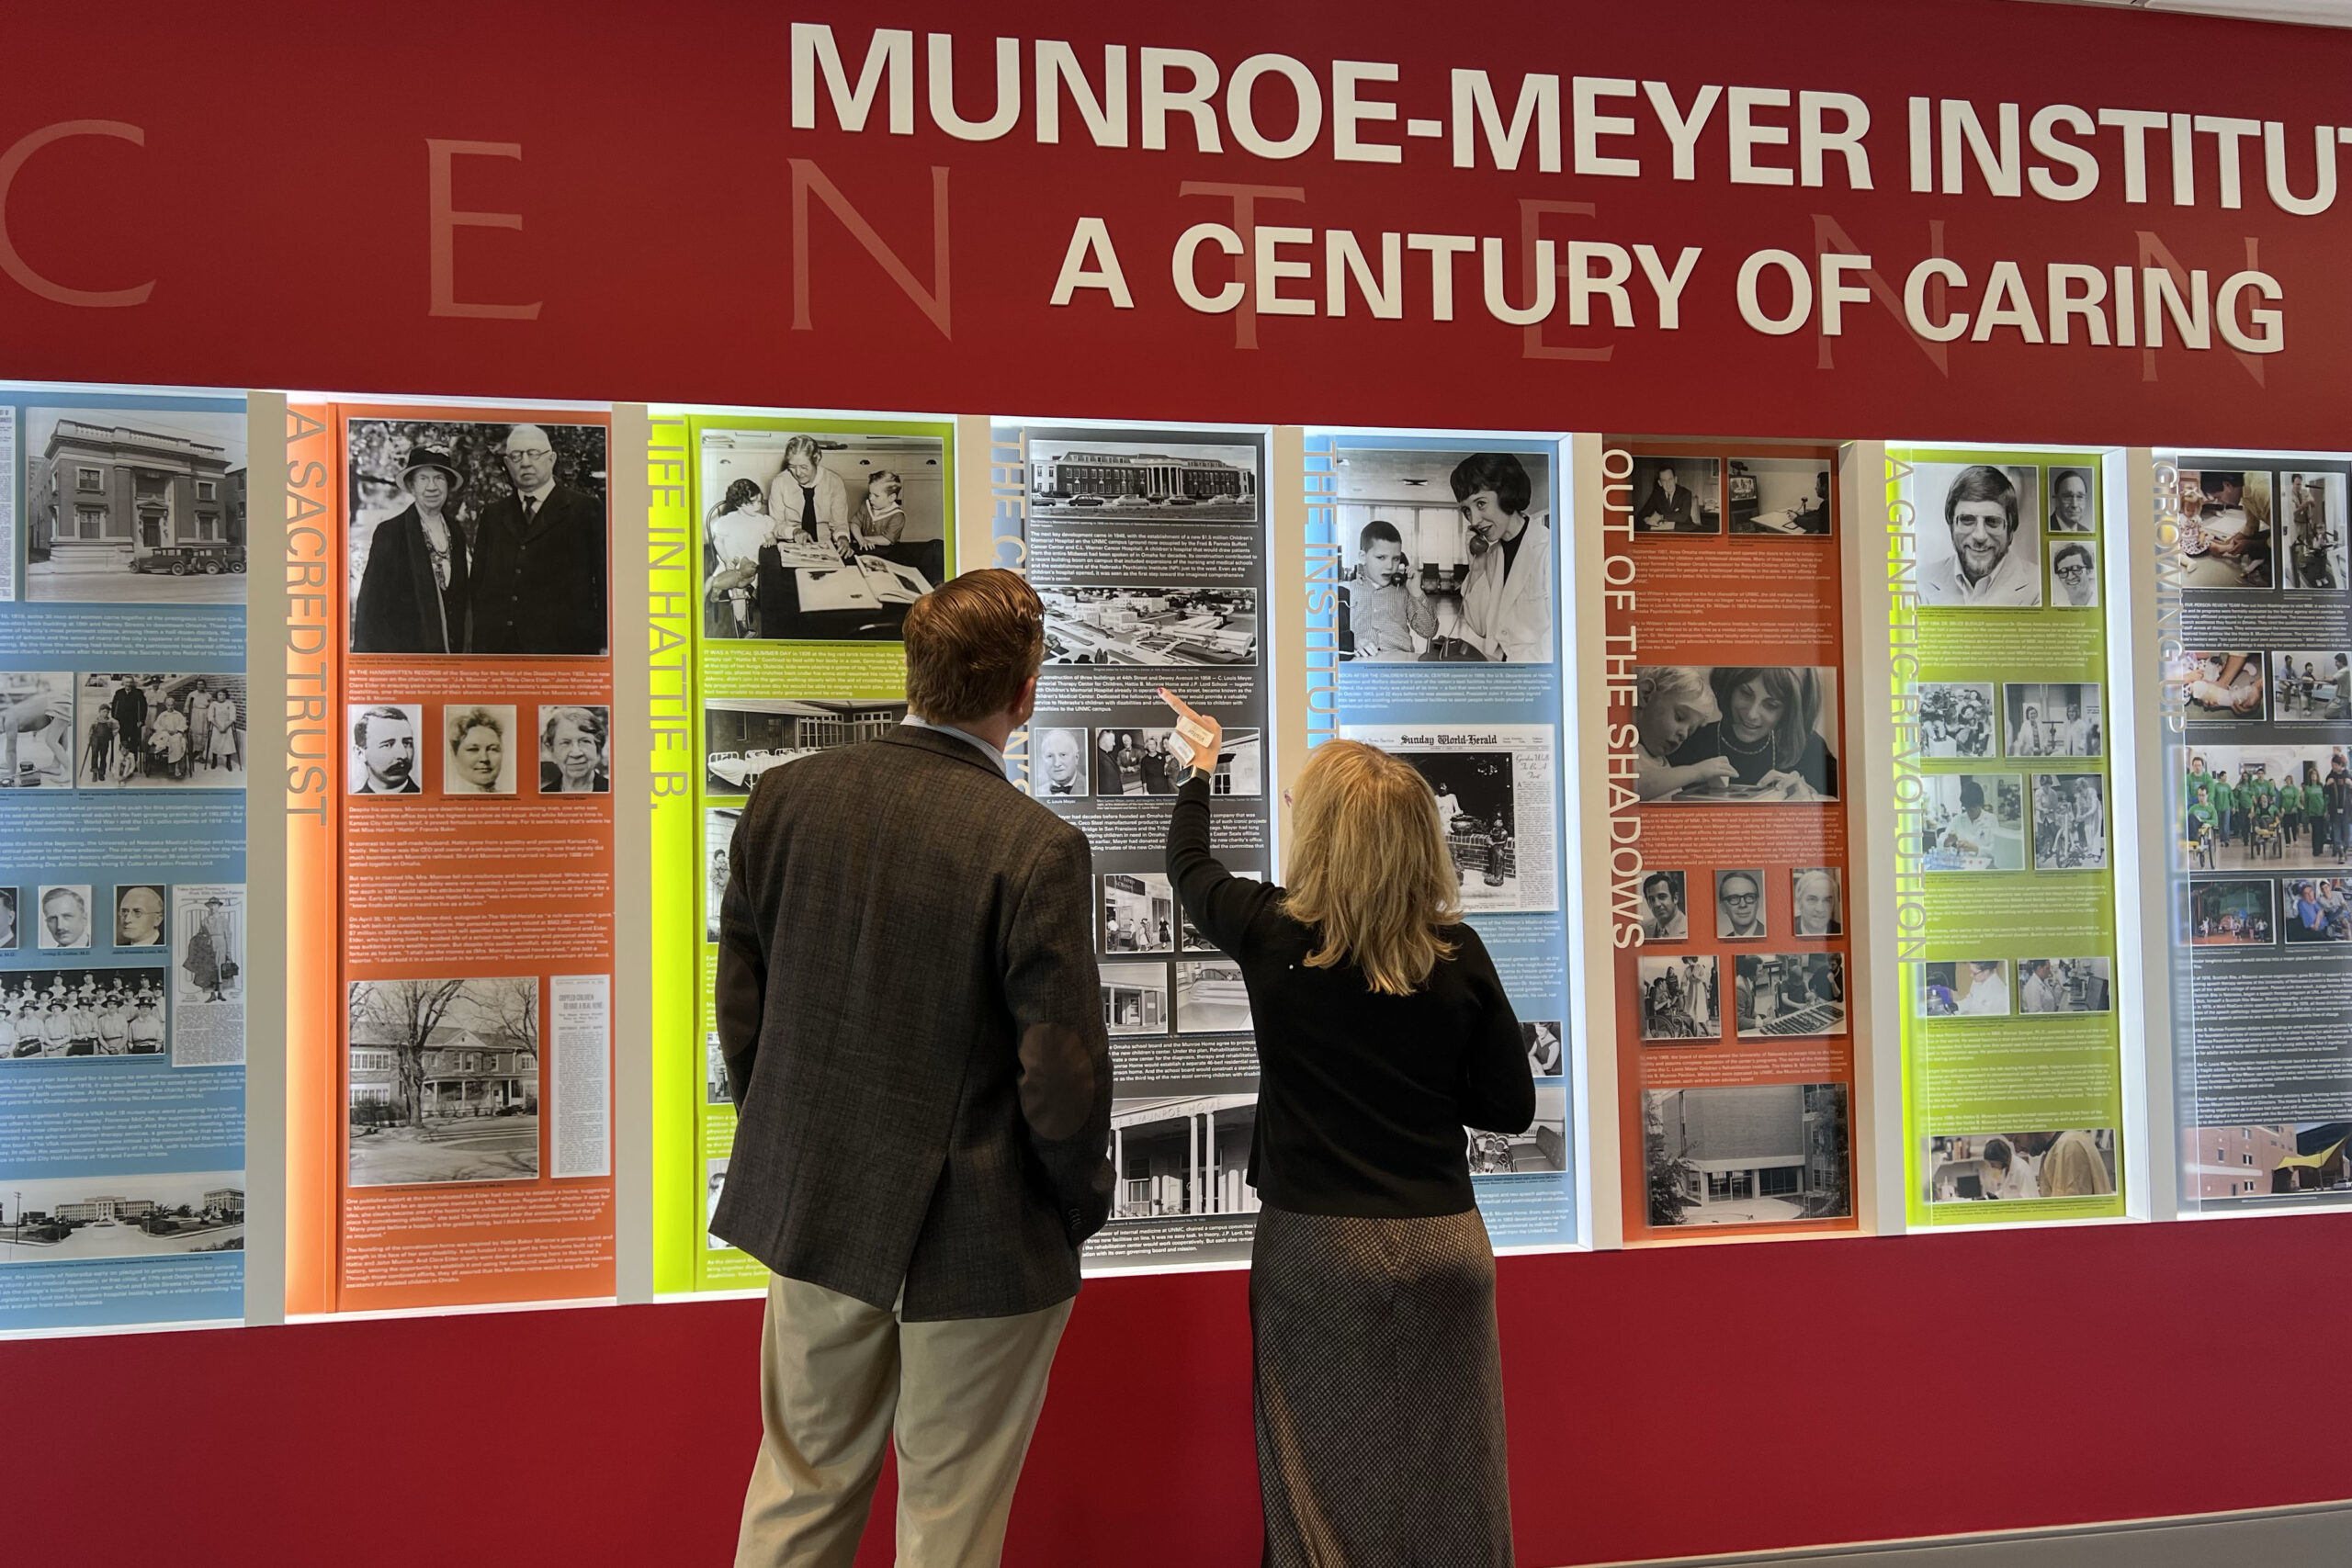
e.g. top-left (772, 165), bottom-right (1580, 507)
top-left (352, 446), bottom-right (472, 653)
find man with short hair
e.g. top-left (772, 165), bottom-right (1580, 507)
top-left (116, 886), bottom-right (164, 948)
top-left (350, 707), bottom-right (420, 794)
top-left (1634, 463), bottom-right (1699, 531)
top-left (1034, 728), bottom-right (1087, 796)
top-left (40, 886), bottom-right (89, 950)
top-left (1638, 872), bottom-right (1686, 942)
top-left (1716, 871), bottom-right (1766, 940)
top-left (2052, 542), bottom-right (2098, 607)
top-left (1921, 465), bottom-right (2040, 607)
top-left (468, 424), bottom-right (608, 655)
top-left (718, 568), bottom-right (1113, 1568)
top-left (2050, 469), bottom-right (2091, 534)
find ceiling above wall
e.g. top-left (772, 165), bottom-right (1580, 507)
top-left (2030, 0), bottom-right (2352, 26)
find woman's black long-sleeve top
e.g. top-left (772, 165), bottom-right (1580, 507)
top-left (1167, 774), bottom-right (1534, 1218)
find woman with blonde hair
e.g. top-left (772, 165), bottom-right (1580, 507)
top-left (1160, 690), bottom-right (1531, 1567)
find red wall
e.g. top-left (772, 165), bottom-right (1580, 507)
top-left (12, 1212), bottom-right (2348, 1566)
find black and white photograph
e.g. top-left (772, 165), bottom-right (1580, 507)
top-left (2167, 650), bottom-right (2265, 721)
top-left (1927, 1129), bottom-right (2117, 1202)
top-left (1181, 872), bottom-right (1257, 952)
top-left (2047, 466), bottom-right (2097, 536)
top-left (705, 808), bottom-right (740, 942)
top-left (171, 885), bottom-right (243, 1066)
top-left (2178, 745), bottom-right (2352, 871)
top-left (2002, 682), bottom-right (2102, 759)
top-left (75, 673), bottom-right (246, 786)
top-left (0, 967), bottom-right (168, 1057)
top-left (705, 1032), bottom-right (729, 1105)
top-left (1174, 959), bottom-right (1251, 1034)
top-left (2186, 879), bottom-right (2275, 946)
top-left (1733, 953), bottom-right (1847, 1037)
top-left (0, 671), bottom-right (75, 787)
top-left (1637, 870), bottom-right (1689, 942)
top-left (1714, 868), bottom-right (1768, 939)
top-left (1921, 773), bottom-right (2027, 871)
top-left (1347, 723), bottom-right (1559, 915)
top-left (113, 884), bottom-right (165, 949)
top-left (1918, 682), bottom-right (1997, 757)
top-left (2016, 957), bottom-right (2113, 1013)
top-left (1627, 456), bottom-right (1721, 534)
top-left (1042, 586), bottom-right (1258, 667)
top-left (347, 976), bottom-right (541, 1187)
top-left (2281, 470), bottom-right (2347, 591)
top-left (537, 705), bottom-right (612, 795)
top-left (704, 699), bottom-right (903, 795)
top-left (346, 703), bottom-right (423, 795)
top-left (1634, 665), bottom-right (1841, 801)
top-left (2282, 878), bottom-right (2352, 943)
top-left (35, 885), bottom-right (92, 951)
top-left (2031, 773), bottom-right (2108, 871)
top-left (1522, 1021), bottom-right (1565, 1077)
top-left (440, 703), bottom-right (518, 795)
top-left (1645, 1084), bottom-right (1852, 1226)
top-left (2269, 651), bottom-right (2349, 721)
top-left (707, 1156), bottom-right (730, 1248)
top-left (1914, 462), bottom-right (2041, 608)
top-left (1920, 959), bottom-right (2011, 1017)
top-left (1026, 726), bottom-right (1090, 798)
top-left (2177, 469), bottom-right (2274, 590)
top-left (1108, 1094), bottom-right (1262, 1221)
top-left (1791, 867), bottom-right (1844, 937)
top-left (1469, 1083), bottom-right (1570, 1175)
top-left (2049, 539), bottom-right (2099, 608)
top-left (25, 407), bottom-right (249, 604)
top-left (0, 887), bottom-right (15, 951)
top-left (1101, 962), bottom-right (1170, 1036)
top-left (1331, 447), bottom-right (1554, 664)
top-left (1028, 438), bottom-right (1259, 522)
top-left (1093, 726), bottom-right (1262, 796)
top-left (348, 417), bottom-right (608, 656)
top-left (1726, 457), bottom-right (1831, 536)
top-left (1102, 873), bottom-right (1178, 954)
top-left (701, 425), bottom-right (945, 643)
top-left (1637, 953), bottom-right (1719, 1041)
top-left (0, 1172), bottom-right (244, 1263)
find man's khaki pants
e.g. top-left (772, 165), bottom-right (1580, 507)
top-left (734, 1273), bottom-right (1073, 1568)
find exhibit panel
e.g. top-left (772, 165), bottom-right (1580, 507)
top-left (2158, 449), bottom-right (2352, 1214)
top-left (1306, 429), bottom-right (1578, 1249)
top-left (0, 383), bottom-right (250, 1333)
top-left (1602, 437), bottom-right (1860, 1245)
top-left (1885, 446), bottom-right (2129, 1227)
top-left (285, 399), bottom-right (618, 1314)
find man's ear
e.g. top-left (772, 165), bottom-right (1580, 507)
top-left (1011, 672), bottom-right (1039, 728)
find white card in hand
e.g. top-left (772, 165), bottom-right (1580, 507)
top-left (1173, 713), bottom-right (1215, 750)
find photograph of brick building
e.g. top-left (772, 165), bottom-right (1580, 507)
top-left (26, 410), bottom-right (247, 602)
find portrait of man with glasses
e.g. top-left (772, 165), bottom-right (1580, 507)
top-left (1715, 868), bottom-right (1768, 940)
top-left (2050, 540), bottom-right (2099, 610)
top-left (467, 423), bottom-right (610, 656)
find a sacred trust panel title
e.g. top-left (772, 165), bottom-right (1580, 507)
top-left (791, 23), bottom-right (2320, 351)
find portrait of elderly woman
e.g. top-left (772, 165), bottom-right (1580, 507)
top-left (442, 705), bottom-right (515, 795)
top-left (352, 446), bottom-right (472, 653)
top-left (1635, 666), bottom-right (1840, 802)
top-left (538, 705), bottom-right (612, 795)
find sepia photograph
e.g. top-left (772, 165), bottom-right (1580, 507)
top-left (1637, 953), bottom-right (1719, 1041)
top-left (1645, 1084), bottom-right (1851, 1226)
top-left (346, 704), bottom-right (423, 795)
top-left (2016, 956), bottom-right (2112, 1012)
top-left (1470, 1082), bottom-right (1570, 1175)
top-left (1792, 867), bottom-right (1844, 936)
top-left (1920, 959), bottom-right (2011, 1017)
top-left (1330, 446), bottom-right (1554, 664)
top-left (1028, 438), bottom-right (1259, 522)
top-left (1108, 1094), bottom-right (1261, 1221)
top-left (348, 417), bottom-right (608, 656)
top-left (1726, 457), bottom-right (1831, 536)
top-left (35, 885), bottom-right (93, 951)
top-left (1522, 1020), bottom-right (1564, 1076)
top-left (113, 884), bottom-right (165, 948)
top-left (1637, 870), bottom-right (1688, 942)
top-left (1101, 962), bottom-right (1171, 1035)
top-left (0, 1171), bottom-right (244, 1263)
top-left (537, 705), bottom-right (611, 794)
top-left (1733, 953), bottom-right (1847, 1037)
top-left (706, 807), bottom-right (740, 942)
top-left (702, 426), bottom-right (946, 643)
top-left (0, 671), bottom-right (75, 786)
top-left (1026, 726), bottom-right (1091, 798)
top-left (2176, 469), bottom-right (2274, 590)
top-left (1634, 665), bottom-right (1840, 801)
top-left (2049, 539), bottom-right (2099, 608)
top-left (171, 885), bottom-right (243, 1066)
top-left (0, 966), bottom-right (168, 1057)
top-left (2185, 878), bottom-right (2275, 946)
top-left (2047, 466), bottom-right (2097, 535)
top-left (1093, 726), bottom-right (1261, 796)
top-left (1627, 457), bottom-right (1721, 534)
top-left (1714, 869), bottom-right (1768, 940)
top-left (2002, 682), bottom-right (2102, 759)
top-left (704, 699), bottom-right (903, 795)
top-left (1918, 682), bottom-right (1997, 757)
top-left (2031, 773), bottom-right (2108, 871)
top-left (2269, 651), bottom-right (2349, 721)
top-left (2167, 650), bottom-right (2265, 721)
top-left (1175, 959), bottom-right (1251, 1034)
top-left (1927, 1129), bottom-right (2116, 1201)
top-left (1102, 873), bottom-right (1179, 954)
top-left (1914, 463), bottom-right (2041, 608)
top-left (2281, 878), bottom-right (2352, 943)
top-left (1041, 586), bottom-right (1258, 666)
top-left (25, 407), bottom-right (249, 604)
top-left (2180, 745), bottom-right (2352, 870)
top-left (441, 704), bottom-right (517, 795)
top-left (75, 673), bottom-right (245, 787)
top-left (2281, 470), bottom-right (2347, 591)
top-left (1921, 773), bottom-right (2026, 871)
top-left (347, 976), bottom-right (541, 1187)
